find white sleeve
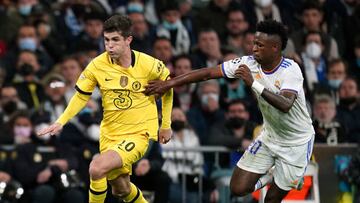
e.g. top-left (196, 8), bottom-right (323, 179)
top-left (221, 57), bottom-right (245, 78)
top-left (280, 63), bottom-right (303, 94)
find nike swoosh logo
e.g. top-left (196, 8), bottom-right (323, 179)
top-left (105, 78), bottom-right (113, 81)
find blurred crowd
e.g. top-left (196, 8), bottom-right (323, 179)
top-left (0, 0), bottom-right (360, 202)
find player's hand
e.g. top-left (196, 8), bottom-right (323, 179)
top-left (37, 168), bottom-right (52, 183)
top-left (159, 129), bottom-right (172, 144)
top-left (135, 159), bottom-right (151, 176)
top-left (234, 64), bottom-right (254, 86)
top-left (143, 80), bottom-right (170, 96)
top-left (37, 122), bottom-right (63, 136)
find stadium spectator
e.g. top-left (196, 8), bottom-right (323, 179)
top-left (156, 2), bottom-right (190, 55)
top-left (70, 12), bottom-right (105, 54)
top-left (301, 31), bottom-right (329, 92)
top-left (190, 29), bottom-right (223, 68)
top-left (12, 50), bottom-right (46, 110)
top-left (208, 99), bottom-right (255, 167)
top-left (0, 85), bottom-right (27, 123)
top-left (187, 80), bottom-right (225, 144)
top-left (128, 11), bottom-right (156, 55)
top-left (312, 58), bottom-right (348, 102)
top-left (172, 54), bottom-right (197, 112)
top-left (289, 1), bottom-right (339, 61)
top-left (224, 8), bottom-right (249, 55)
top-left (337, 77), bottom-right (360, 143)
top-left (152, 36), bottom-right (174, 71)
top-left (312, 94), bottom-right (347, 144)
top-left (194, 0), bottom-right (241, 39)
top-left (253, 0), bottom-right (282, 23)
top-left (42, 73), bottom-right (68, 122)
top-left (11, 110), bottom-right (84, 203)
top-left (1, 23), bottom-right (53, 83)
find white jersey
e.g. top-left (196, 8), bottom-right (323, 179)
top-left (221, 56), bottom-right (315, 146)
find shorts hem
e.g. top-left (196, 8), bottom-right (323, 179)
top-left (237, 164), bottom-right (267, 175)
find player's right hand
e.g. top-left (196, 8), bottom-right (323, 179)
top-left (37, 122), bottom-right (63, 136)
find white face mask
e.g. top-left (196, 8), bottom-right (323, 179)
top-left (306, 42), bottom-right (322, 59)
top-left (86, 124), bottom-right (100, 142)
top-left (35, 123), bottom-right (51, 141)
top-left (201, 93), bottom-right (219, 106)
top-left (255, 0), bottom-right (272, 8)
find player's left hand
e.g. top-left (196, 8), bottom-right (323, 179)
top-left (159, 128), bottom-right (172, 144)
top-left (234, 64), bottom-right (254, 86)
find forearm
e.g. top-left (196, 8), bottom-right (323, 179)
top-left (169, 67), bottom-right (222, 87)
top-left (261, 89), bottom-right (294, 113)
top-left (161, 88), bottom-right (173, 129)
top-left (56, 92), bottom-right (90, 125)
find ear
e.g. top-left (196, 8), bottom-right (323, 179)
top-left (126, 36), bottom-right (133, 46)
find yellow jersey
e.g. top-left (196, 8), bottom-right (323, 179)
top-left (75, 50), bottom-right (171, 141)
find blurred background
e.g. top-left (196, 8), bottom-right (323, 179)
top-left (0, 0), bottom-right (359, 202)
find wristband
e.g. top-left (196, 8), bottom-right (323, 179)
top-left (251, 81), bottom-right (265, 95)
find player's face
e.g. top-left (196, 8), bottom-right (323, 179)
top-left (104, 31), bottom-right (132, 60)
top-left (253, 32), bottom-right (275, 64)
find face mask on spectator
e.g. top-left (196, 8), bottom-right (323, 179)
top-left (171, 120), bottom-right (186, 132)
top-left (14, 126), bottom-right (32, 138)
top-left (19, 63), bottom-right (34, 76)
top-left (86, 124), bottom-right (100, 141)
top-left (35, 123), bottom-right (51, 141)
top-left (306, 42), bottom-right (322, 59)
top-left (162, 20), bottom-right (179, 30)
top-left (127, 2), bottom-right (144, 13)
top-left (19, 38), bottom-right (37, 51)
top-left (226, 117), bottom-right (245, 129)
top-left (201, 93), bottom-right (219, 106)
top-left (2, 101), bottom-right (18, 115)
top-left (255, 0), bottom-right (272, 8)
top-left (18, 4), bottom-right (32, 16)
top-left (328, 79), bottom-right (342, 89)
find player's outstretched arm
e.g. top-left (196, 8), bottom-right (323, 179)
top-left (144, 66), bottom-right (223, 95)
top-left (36, 92), bottom-right (90, 136)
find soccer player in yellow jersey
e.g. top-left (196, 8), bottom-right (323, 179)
top-left (37, 14), bottom-right (173, 203)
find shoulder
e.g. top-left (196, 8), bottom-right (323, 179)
top-left (134, 50), bottom-right (158, 65)
top-left (282, 58), bottom-right (302, 73)
top-left (86, 52), bottom-right (109, 71)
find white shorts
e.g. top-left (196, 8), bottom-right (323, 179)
top-left (237, 134), bottom-right (314, 191)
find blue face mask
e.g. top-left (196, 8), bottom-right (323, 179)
top-left (162, 21), bottom-right (178, 30)
top-left (18, 4), bottom-right (32, 16)
top-left (18, 38), bottom-right (37, 51)
top-left (127, 2), bottom-right (144, 13)
top-left (328, 79), bottom-right (343, 89)
top-left (356, 58), bottom-right (360, 68)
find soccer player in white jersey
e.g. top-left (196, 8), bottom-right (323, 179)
top-left (144, 20), bottom-right (315, 203)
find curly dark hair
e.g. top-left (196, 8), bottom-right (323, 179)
top-left (103, 14), bottom-right (132, 38)
top-left (256, 20), bottom-right (288, 50)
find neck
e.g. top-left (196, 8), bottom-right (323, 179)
top-left (261, 55), bottom-right (282, 71)
top-left (113, 48), bottom-right (132, 68)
